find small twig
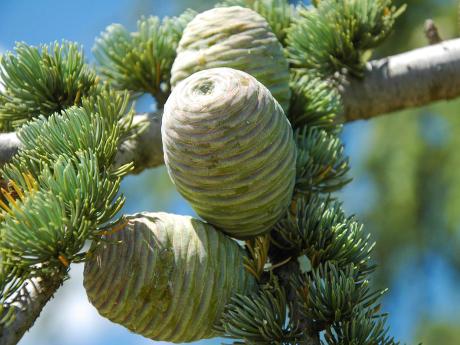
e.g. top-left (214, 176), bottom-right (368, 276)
top-left (424, 19), bottom-right (443, 45)
top-left (276, 261), bottom-right (321, 345)
top-left (270, 256), bottom-right (292, 270)
top-left (244, 234), bottom-right (271, 281)
top-left (96, 217), bottom-right (128, 236)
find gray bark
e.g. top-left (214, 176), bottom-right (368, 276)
top-left (0, 273), bottom-right (65, 345)
top-left (341, 38), bottom-right (460, 121)
top-left (0, 133), bottom-right (20, 167)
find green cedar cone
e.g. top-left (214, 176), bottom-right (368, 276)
top-left (170, 6), bottom-right (291, 113)
top-left (162, 67), bottom-right (296, 239)
top-left (83, 212), bottom-right (256, 343)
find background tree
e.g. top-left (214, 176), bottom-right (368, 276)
top-left (354, 0), bottom-right (460, 342)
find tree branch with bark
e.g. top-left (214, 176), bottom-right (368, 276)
top-left (1, 39), bottom-right (460, 173)
top-left (0, 270), bottom-right (66, 345)
top-left (341, 38), bottom-right (460, 121)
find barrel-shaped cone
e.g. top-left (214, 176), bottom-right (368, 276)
top-left (171, 6), bottom-right (291, 112)
top-left (84, 212), bottom-right (256, 343)
top-left (162, 67), bottom-right (296, 239)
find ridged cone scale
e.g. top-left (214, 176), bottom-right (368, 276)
top-left (162, 67), bottom-right (296, 239)
top-left (83, 212), bottom-right (256, 343)
top-left (171, 6), bottom-right (291, 113)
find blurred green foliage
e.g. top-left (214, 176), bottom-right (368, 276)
top-left (358, 0), bottom-right (460, 343)
top-left (416, 321), bottom-right (460, 345)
